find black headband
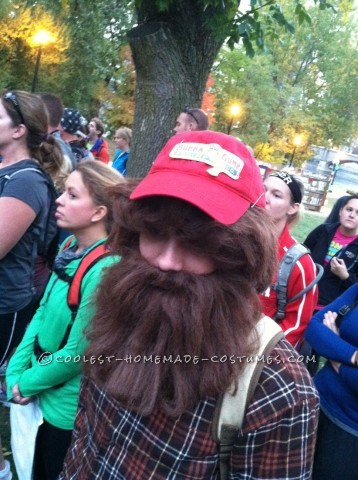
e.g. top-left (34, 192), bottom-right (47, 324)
top-left (269, 171), bottom-right (302, 204)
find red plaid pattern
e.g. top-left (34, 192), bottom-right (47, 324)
top-left (60, 338), bottom-right (319, 479)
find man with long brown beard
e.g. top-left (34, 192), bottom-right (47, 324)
top-left (60, 131), bottom-right (319, 480)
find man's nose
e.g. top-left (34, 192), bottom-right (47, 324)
top-left (156, 238), bottom-right (184, 272)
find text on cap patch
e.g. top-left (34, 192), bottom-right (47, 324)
top-left (169, 142), bottom-right (244, 180)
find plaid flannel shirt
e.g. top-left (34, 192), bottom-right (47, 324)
top-left (60, 338), bottom-right (319, 480)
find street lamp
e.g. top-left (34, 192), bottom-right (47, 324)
top-left (227, 104), bottom-right (240, 135)
top-left (31, 29), bottom-right (54, 93)
top-left (289, 134), bottom-right (303, 167)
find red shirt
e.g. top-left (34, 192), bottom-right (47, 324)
top-left (260, 224), bottom-right (318, 348)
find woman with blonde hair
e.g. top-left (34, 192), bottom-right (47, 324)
top-left (112, 127), bottom-right (132, 176)
top-left (6, 161), bottom-right (124, 480)
top-left (260, 171), bottom-right (318, 348)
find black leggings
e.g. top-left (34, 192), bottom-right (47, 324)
top-left (0, 302), bottom-right (35, 367)
top-left (33, 420), bottom-right (73, 480)
top-left (313, 410), bottom-right (358, 480)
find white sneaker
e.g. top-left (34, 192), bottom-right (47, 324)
top-left (0, 460), bottom-right (12, 480)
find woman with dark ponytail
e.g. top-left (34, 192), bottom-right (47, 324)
top-left (9, 90), bottom-right (68, 192)
top-left (28, 113), bottom-right (70, 304)
top-left (36, 134), bottom-right (68, 193)
top-left (0, 90), bottom-right (67, 479)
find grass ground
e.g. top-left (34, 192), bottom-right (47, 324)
top-left (292, 194), bottom-right (338, 243)
top-left (292, 209), bottom-right (326, 243)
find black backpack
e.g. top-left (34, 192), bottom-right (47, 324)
top-left (0, 164), bottom-right (59, 267)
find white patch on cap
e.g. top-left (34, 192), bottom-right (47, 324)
top-left (169, 142), bottom-right (244, 180)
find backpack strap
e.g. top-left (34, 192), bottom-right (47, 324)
top-left (286, 263), bottom-right (323, 305)
top-left (67, 242), bottom-right (110, 311)
top-left (273, 243), bottom-right (323, 321)
top-left (2, 166), bottom-right (42, 180)
top-left (335, 298), bottom-right (358, 328)
top-left (0, 162), bottom-right (37, 183)
top-left (212, 315), bottom-right (284, 480)
top-left (56, 239), bottom-right (110, 351)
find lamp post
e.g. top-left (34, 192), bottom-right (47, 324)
top-left (227, 104), bottom-right (240, 135)
top-left (289, 134), bottom-right (303, 167)
top-left (31, 30), bottom-right (54, 93)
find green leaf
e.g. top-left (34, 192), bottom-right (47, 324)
top-left (295, 4), bottom-right (302, 15)
top-left (272, 11), bottom-right (287, 26)
top-left (303, 12), bottom-right (312, 25)
top-left (238, 22), bottom-right (251, 36)
top-left (243, 36), bottom-right (255, 58)
top-left (287, 22), bottom-right (295, 34)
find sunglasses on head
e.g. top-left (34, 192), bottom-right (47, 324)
top-left (3, 91), bottom-right (25, 124)
top-left (183, 106), bottom-right (199, 125)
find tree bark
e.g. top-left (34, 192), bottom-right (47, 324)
top-left (127, 0), bottom-right (230, 177)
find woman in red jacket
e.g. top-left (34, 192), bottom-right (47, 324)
top-left (260, 171), bottom-right (318, 349)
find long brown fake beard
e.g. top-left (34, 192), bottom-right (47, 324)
top-left (85, 252), bottom-right (262, 417)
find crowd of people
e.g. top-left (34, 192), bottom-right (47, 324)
top-left (0, 90), bottom-right (357, 480)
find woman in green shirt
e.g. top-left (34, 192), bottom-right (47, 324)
top-left (6, 161), bottom-right (124, 480)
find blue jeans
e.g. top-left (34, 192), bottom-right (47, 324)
top-left (313, 410), bottom-right (358, 480)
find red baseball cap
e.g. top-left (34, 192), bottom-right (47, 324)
top-left (130, 131), bottom-right (265, 225)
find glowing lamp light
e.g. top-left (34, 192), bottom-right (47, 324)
top-left (230, 104), bottom-right (240, 116)
top-left (293, 134), bottom-right (303, 147)
top-left (32, 29), bottom-right (55, 46)
top-left (289, 134), bottom-right (304, 167)
top-left (227, 103), bottom-right (241, 135)
top-left (31, 29), bottom-right (55, 93)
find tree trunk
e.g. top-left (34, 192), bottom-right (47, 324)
top-left (127, 0), bottom-right (229, 177)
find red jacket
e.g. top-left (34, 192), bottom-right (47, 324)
top-left (260, 224), bottom-right (318, 348)
top-left (90, 138), bottom-right (110, 164)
